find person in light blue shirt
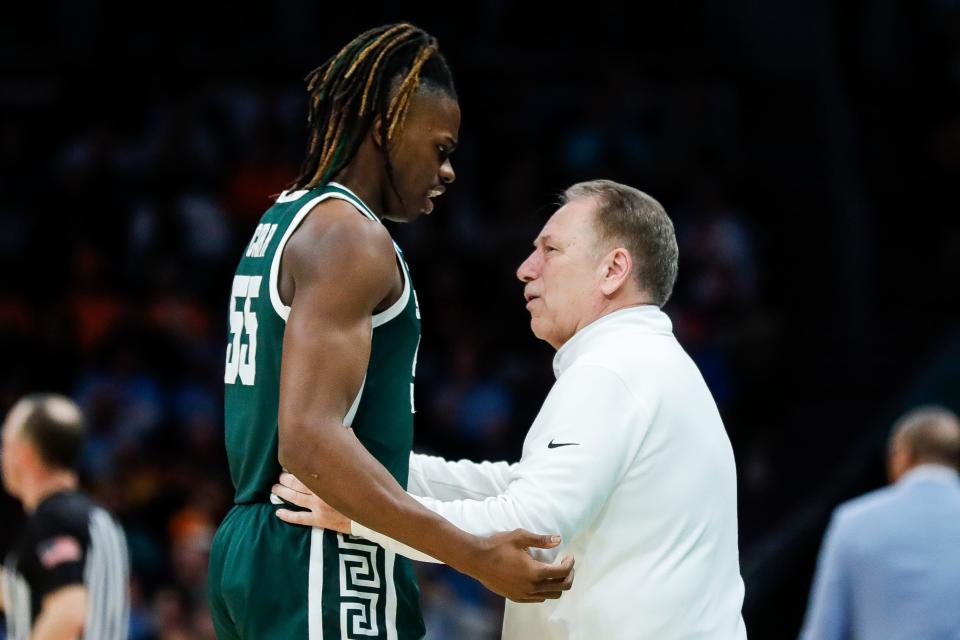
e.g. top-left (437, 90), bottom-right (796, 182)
top-left (799, 405), bottom-right (960, 640)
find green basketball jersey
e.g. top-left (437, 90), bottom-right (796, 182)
top-left (214, 182), bottom-right (425, 639)
top-left (224, 182), bottom-right (420, 503)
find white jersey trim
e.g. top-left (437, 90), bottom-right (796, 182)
top-left (343, 377), bottom-right (366, 428)
top-left (371, 255), bottom-right (410, 328)
top-left (308, 527), bottom-right (325, 640)
top-left (276, 189), bottom-right (309, 203)
top-left (269, 193), bottom-right (331, 321)
top-left (384, 550), bottom-right (398, 640)
top-left (325, 184), bottom-right (413, 327)
top-left (269, 188), bottom-right (411, 328)
top-left (327, 182), bottom-right (379, 220)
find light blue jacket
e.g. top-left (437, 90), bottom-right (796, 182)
top-left (799, 465), bottom-right (960, 640)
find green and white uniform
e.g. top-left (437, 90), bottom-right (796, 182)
top-left (208, 182), bottom-right (425, 639)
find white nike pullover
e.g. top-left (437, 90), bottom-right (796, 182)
top-left (353, 306), bottom-right (747, 639)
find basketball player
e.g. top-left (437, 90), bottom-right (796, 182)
top-left (207, 23), bottom-right (573, 640)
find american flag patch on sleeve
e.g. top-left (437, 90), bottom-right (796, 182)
top-left (38, 536), bottom-right (82, 568)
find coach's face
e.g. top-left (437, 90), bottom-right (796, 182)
top-left (517, 198), bottom-right (606, 350)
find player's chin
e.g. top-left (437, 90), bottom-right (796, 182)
top-left (397, 204), bottom-right (429, 223)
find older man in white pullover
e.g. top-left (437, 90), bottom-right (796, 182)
top-left (274, 179), bottom-right (748, 639)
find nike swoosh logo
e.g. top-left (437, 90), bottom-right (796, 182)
top-left (547, 439), bottom-right (580, 449)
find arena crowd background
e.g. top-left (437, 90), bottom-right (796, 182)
top-left (1, 1), bottom-right (958, 638)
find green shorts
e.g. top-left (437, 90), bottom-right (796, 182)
top-left (208, 503), bottom-right (425, 639)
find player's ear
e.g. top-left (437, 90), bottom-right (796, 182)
top-left (370, 117), bottom-right (385, 150)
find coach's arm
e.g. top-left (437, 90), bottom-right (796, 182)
top-left (376, 365), bottom-right (645, 559)
top-left (408, 453), bottom-right (517, 500)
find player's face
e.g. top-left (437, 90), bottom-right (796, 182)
top-left (517, 198), bottom-right (606, 349)
top-left (381, 89), bottom-right (460, 223)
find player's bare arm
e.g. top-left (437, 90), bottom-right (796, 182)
top-left (276, 200), bottom-right (573, 602)
top-left (30, 585), bottom-right (87, 640)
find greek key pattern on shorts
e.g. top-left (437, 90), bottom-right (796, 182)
top-left (337, 534), bottom-right (382, 639)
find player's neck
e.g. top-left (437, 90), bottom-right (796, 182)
top-left (334, 177), bottom-right (382, 216)
top-left (330, 145), bottom-right (388, 216)
top-left (22, 470), bottom-right (78, 513)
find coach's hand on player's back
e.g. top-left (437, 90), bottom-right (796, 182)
top-left (469, 531), bottom-right (575, 603)
top-left (273, 472), bottom-right (352, 533)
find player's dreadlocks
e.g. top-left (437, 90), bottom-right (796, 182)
top-left (289, 23), bottom-right (457, 192)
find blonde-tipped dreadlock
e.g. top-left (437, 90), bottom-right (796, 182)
top-left (289, 23), bottom-right (457, 192)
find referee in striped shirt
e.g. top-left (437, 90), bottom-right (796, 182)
top-left (0, 394), bottom-right (129, 640)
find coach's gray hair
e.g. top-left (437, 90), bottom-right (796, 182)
top-left (562, 179), bottom-right (679, 306)
top-left (889, 405), bottom-right (960, 470)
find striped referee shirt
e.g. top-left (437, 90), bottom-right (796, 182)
top-left (1, 490), bottom-right (129, 640)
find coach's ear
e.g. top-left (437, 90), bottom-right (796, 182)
top-left (599, 247), bottom-right (633, 297)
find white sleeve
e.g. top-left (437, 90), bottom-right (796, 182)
top-left (407, 452), bottom-right (516, 500)
top-left (350, 524), bottom-right (443, 564)
top-left (348, 455), bottom-right (516, 563)
top-left (356, 364), bottom-right (647, 563)
top-left (351, 364), bottom-right (647, 564)
top-left (413, 364), bottom-right (646, 556)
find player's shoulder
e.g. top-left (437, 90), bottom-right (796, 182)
top-left (285, 197), bottom-right (394, 274)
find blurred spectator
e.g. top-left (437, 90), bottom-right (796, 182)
top-left (799, 406), bottom-right (960, 640)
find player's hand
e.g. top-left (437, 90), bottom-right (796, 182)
top-left (273, 472), bottom-right (352, 534)
top-left (469, 530), bottom-right (575, 603)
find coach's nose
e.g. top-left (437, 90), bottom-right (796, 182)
top-left (517, 249), bottom-right (541, 283)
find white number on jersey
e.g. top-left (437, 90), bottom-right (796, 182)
top-left (225, 275), bottom-right (263, 385)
